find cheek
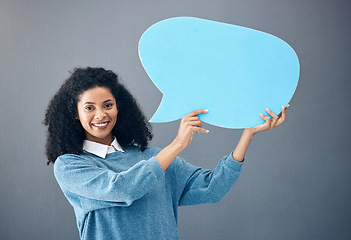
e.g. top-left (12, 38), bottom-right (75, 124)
top-left (111, 109), bottom-right (118, 120)
top-left (78, 112), bottom-right (92, 126)
top-left (109, 111), bottom-right (118, 127)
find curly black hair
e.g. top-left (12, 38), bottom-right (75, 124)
top-left (44, 67), bottom-right (153, 165)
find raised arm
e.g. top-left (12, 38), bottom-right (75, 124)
top-left (232, 104), bottom-right (289, 161)
top-left (155, 109), bottom-right (209, 171)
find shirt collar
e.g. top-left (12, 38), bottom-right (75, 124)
top-left (83, 137), bottom-right (124, 158)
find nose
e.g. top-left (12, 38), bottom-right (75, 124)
top-left (94, 108), bottom-right (106, 120)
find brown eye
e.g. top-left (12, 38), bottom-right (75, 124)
top-left (85, 106), bottom-right (94, 111)
top-left (105, 103), bottom-right (113, 108)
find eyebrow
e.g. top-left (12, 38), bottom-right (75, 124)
top-left (83, 99), bottom-right (114, 105)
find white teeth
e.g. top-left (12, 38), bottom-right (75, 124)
top-left (93, 122), bottom-right (108, 127)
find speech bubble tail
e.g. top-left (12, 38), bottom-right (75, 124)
top-left (149, 96), bottom-right (184, 123)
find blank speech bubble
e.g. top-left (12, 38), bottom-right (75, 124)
top-left (139, 17), bottom-right (300, 128)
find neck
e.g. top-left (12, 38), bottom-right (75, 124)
top-left (86, 134), bottom-right (114, 146)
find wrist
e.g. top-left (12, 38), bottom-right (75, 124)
top-left (243, 128), bottom-right (255, 139)
top-left (170, 138), bottom-right (186, 153)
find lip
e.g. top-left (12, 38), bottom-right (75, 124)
top-left (91, 121), bottom-right (110, 129)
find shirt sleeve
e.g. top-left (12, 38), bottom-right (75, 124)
top-left (175, 153), bottom-right (244, 206)
top-left (53, 154), bottom-right (164, 207)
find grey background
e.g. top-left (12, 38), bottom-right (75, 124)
top-left (1, 0), bottom-right (350, 239)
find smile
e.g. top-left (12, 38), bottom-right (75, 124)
top-left (92, 122), bottom-right (109, 128)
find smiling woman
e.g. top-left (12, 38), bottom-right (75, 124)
top-left (44, 67), bottom-right (152, 165)
top-left (44, 67), bottom-right (287, 240)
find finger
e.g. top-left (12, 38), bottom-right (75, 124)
top-left (182, 116), bottom-right (202, 127)
top-left (260, 113), bottom-right (272, 124)
top-left (186, 109), bottom-right (208, 117)
top-left (188, 116), bottom-right (201, 122)
top-left (182, 116), bottom-right (203, 126)
top-left (193, 119), bottom-right (203, 126)
top-left (181, 116), bottom-right (198, 123)
top-left (192, 126), bottom-right (209, 133)
top-left (258, 113), bottom-right (271, 132)
top-left (277, 104), bottom-right (289, 118)
top-left (275, 105), bottom-right (287, 126)
top-left (181, 116), bottom-right (201, 126)
top-left (191, 120), bottom-right (203, 130)
top-left (266, 108), bottom-right (279, 127)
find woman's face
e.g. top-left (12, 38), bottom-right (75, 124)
top-left (77, 87), bottom-right (118, 145)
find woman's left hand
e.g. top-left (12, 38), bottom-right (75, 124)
top-left (246, 104), bottom-right (289, 135)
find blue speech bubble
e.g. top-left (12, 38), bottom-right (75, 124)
top-left (139, 17), bottom-right (300, 128)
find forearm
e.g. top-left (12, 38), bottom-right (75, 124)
top-left (232, 129), bottom-right (255, 162)
top-left (156, 109), bottom-right (209, 171)
top-left (155, 140), bottom-right (185, 171)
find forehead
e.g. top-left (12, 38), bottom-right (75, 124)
top-left (78, 87), bottom-right (115, 103)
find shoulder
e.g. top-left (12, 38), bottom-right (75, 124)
top-left (57, 153), bottom-right (81, 160)
top-left (54, 152), bottom-right (97, 168)
top-left (56, 152), bottom-right (88, 162)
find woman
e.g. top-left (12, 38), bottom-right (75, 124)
top-left (45, 67), bottom-right (288, 240)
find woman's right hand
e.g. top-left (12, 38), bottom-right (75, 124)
top-left (155, 109), bottom-right (209, 171)
top-left (173, 109), bottom-right (209, 151)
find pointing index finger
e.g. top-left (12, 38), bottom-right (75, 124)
top-left (186, 109), bottom-right (209, 117)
